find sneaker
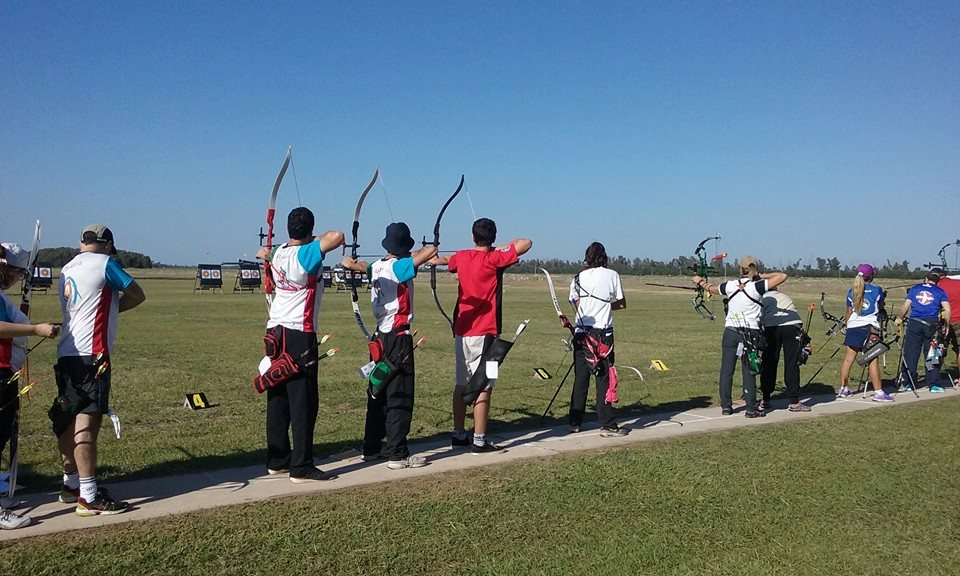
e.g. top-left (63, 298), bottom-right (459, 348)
top-left (0, 508), bottom-right (31, 530)
top-left (745, 411), bottom-right (766, 418)
top-left (266, 468), bottom-right (289, 475)
top-left (568, 424), bottom-right (581, 434)
top-left (721, 408), bottom-right (733, 416)
top-left (471, 440), bottom-right (504, 454)
top-left (387, 455), bottom-right (428, 470)
top-left (837, 387), bottom-right (852, 398)
top-left (930, 385), bottom-right (945, 393)
top-left (788, 402), bottom-right (811, 412)
top-left (289, 467), bottom-right (338, 483)
top-left (899, 383), bottom-right (913, 392)
top-left (451, 434), bottom-right (472, 448)
top-left (758, 400), bottom-right (772, 412)
top-left (76, 488), bottom-right (130, 517)
top-left (359, 453), bottom-right (385, 462)
top-left (872, 391), bottom-right (895, 402)
top-left (59, 484), bottom-right (80, 504)
top-left (599, 426), bottom-right (629, 437)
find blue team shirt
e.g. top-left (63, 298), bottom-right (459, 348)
top-left (906, 282), bottom-right (949, 319)
top-left (846, 282), bottom-right (884, 317)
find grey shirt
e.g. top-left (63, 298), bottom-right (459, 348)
top-left (761, 290), bottom-right (803, 327)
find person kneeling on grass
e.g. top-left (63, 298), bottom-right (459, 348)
top-left (342, 223), bottom-right (436, 470)
top-left (837, 264), bottom-right (893, 402)
top-left (0, 243), bottom-right (60, 530)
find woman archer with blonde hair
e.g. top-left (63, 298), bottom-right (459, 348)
top-left (837, 264), bottom-right (893, 401)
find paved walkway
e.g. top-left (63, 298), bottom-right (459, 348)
top-left (1, 387), bottom-right (955, 541)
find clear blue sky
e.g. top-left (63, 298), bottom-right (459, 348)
top-left (2, 2), bottom-right (958, 268)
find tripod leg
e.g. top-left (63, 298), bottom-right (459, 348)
top-left (860, 363), bottom-right (869, 398)
top-left (803, 343), bottom-right (845, 389)
top-left (542, 360), bottom-right (575, 420)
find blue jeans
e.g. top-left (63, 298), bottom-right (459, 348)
top-left (900, 318), bottom-right (940, 388)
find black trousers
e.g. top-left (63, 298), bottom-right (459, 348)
top-left (265, 327), bottom-right (318, 476)
top-left (362, 331), bottom-right (415, 461)
top-left (760, 324), bottom-right (802, 403)
top-left (569, 332), bottom-right (616, 428)
top-left (0, 368), bottom-right (17, 457)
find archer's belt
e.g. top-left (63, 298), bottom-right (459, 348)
top-left (909, 318), bottom-right (937, 327)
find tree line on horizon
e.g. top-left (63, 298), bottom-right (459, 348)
top-left (36, 247), bottom-right (934, 279)
top-left (516, 255), bottom-right (930, 279)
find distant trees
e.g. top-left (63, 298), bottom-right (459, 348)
top-left (518, 255), bottom-right (926, 280)
top-left (37, 247), bottom-right (153, 269)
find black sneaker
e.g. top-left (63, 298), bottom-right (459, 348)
top-left (471, 441), bottom-right (504, 454)
top-left (745, 410), bottom-right (766, 419)
top-left (758, 400), bottom-right (772, 412)
top-left (451, 434), bottom-right (472, 448)
top-left (569, 424), bottom-right (581, 434)
top-left (721, 408), bottom-right (734, 416)
top-left (75, 488), bottom-right (129, 517)
top-left (290, 467), bottom-right (338, 483)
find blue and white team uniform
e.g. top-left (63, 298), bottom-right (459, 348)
top-left (900, 281), bottom-right (950, 390)
top-left (263, 240), bottom-right (328, 478)
top-left (267, 241), bottom-right (324, 333)
top-left (57, 252), bottom-right (135, 414)
top-left (360, 256), bottom-right (420, 463)
top-left (843, 282), bottom-right (885, 349)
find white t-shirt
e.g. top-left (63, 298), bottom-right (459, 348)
top-left (267, 241), bottom-right (324, 333)
top-left (568, 267), bottom-right (623, 332)
top-left (58, 252), bottom-right (134, 357)
top-left (370, 256), bottom-right (417, 333)
top-left (718, 277), bottom-right (769, 330)
top-left (760, 290), bottom-right (802, 328)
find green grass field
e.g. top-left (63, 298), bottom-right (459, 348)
top-left (4, 272), bottom-right (956, 575)
top-left (10, 272), bottom-right (872, 488)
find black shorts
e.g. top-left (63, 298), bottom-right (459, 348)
top-left (55, 355), bottom-right (111, 415)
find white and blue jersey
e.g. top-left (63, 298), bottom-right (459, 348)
top-left (58, 252), bottom-right (134, 357)
top-left (905, 282), bottom-right (949, 320)
top-left (267, 241), bottom-right (325, 333)
top-left (369, 256), bottom-right (417, 334)
top-left (845, 282), bottom-right (884, 329)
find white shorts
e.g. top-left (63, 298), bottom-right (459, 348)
top-left (454, 335), bottom-right (490, 389)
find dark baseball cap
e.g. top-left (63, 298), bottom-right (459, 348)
top-left (81, 224), bottom-right (118, 255)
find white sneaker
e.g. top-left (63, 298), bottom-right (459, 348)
top-left (387, 455), bottom-right (428, 470)
top-left (0, 508), bottom-right (31, 530)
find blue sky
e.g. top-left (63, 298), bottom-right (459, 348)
top-left (2, 2), bottom-right (958, 269)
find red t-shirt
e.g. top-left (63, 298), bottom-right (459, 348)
top-left (448, 245), bottom-right (519, 336)
top-left (939, 277), bottom-right (960, 323)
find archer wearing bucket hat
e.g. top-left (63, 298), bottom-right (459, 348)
top-left (0, 242), bottom-right (60, 530)
top-left (80, 224), bottom-right (118, 255)
top-left (836, 264), bottom-right (892, 401)
top-left (341, 222), bottom-right (437, 470)
top-left (54, 224), bottom-right (145, 517)
top-left (894, 267), bottom-right (952, 393)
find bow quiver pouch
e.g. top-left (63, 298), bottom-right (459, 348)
top-left (253, 327), bottom-right (301, 394)
top-left (462, 336), bottom-right (514, 406)
top-left (857, 325), bottom-right (889, 366)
